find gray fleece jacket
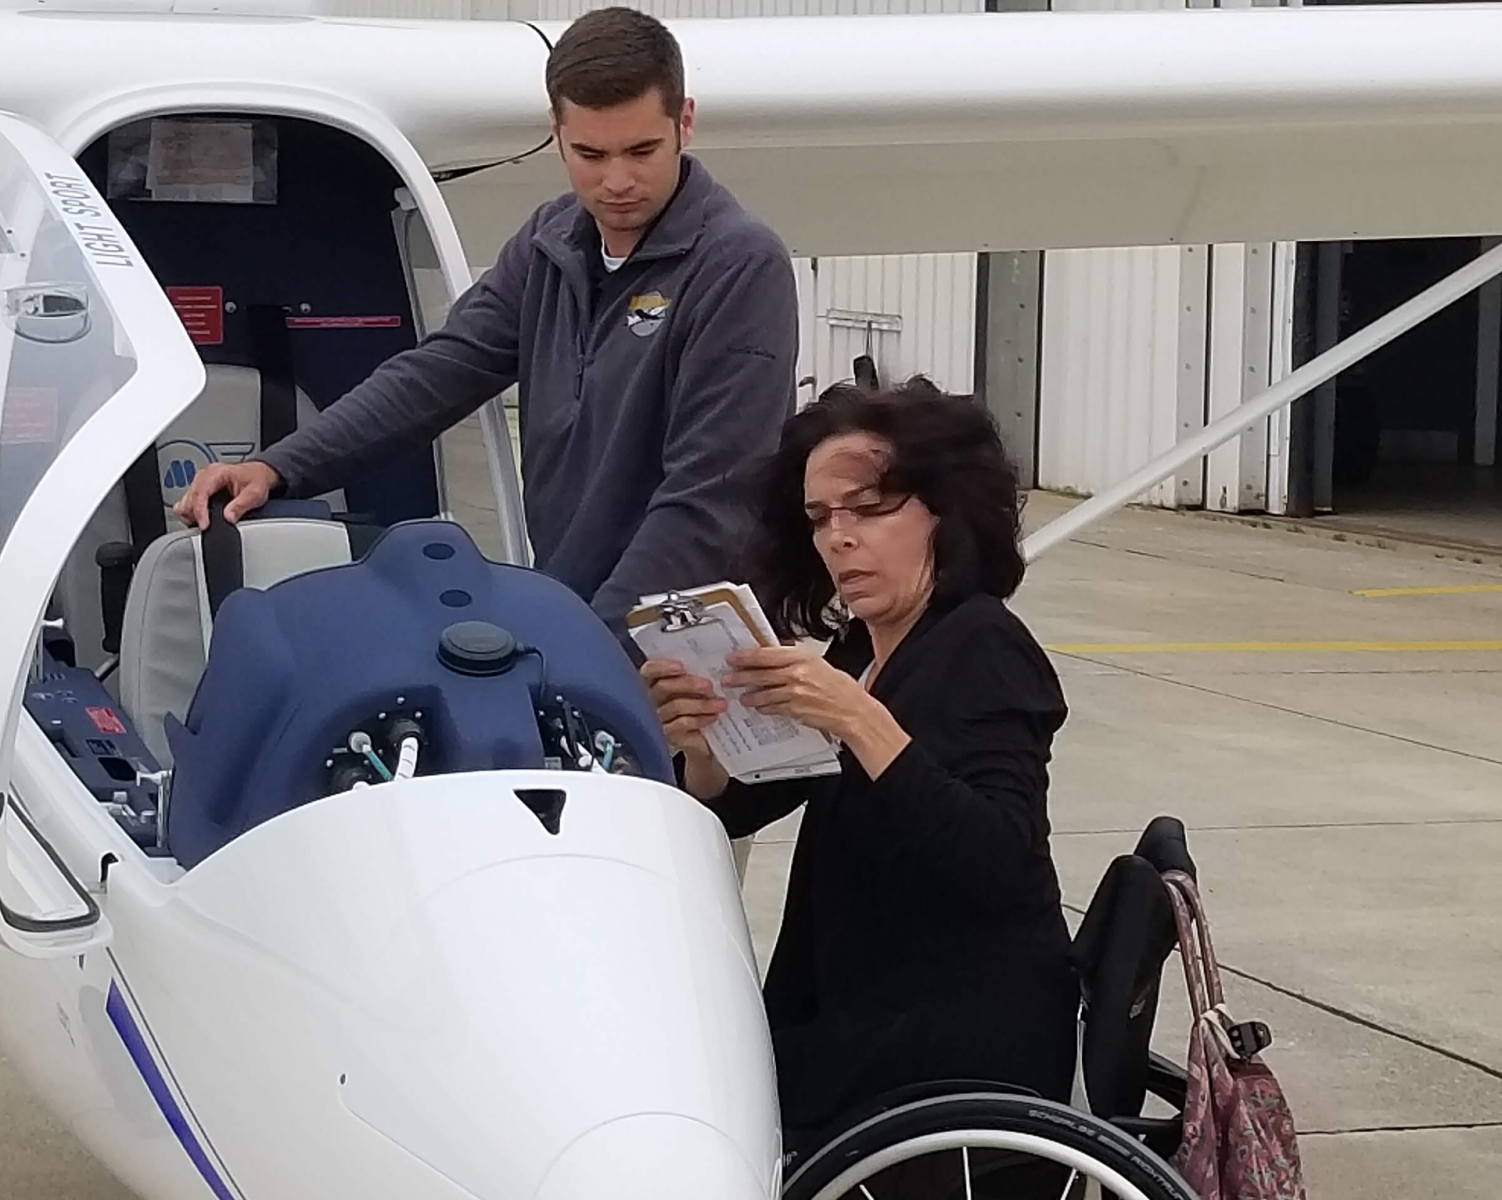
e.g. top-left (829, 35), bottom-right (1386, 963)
top-left (257, 155), bottom-right (799, 632)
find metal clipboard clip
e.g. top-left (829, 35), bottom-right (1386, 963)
top-left (657, 591), bottom-right (708, 632)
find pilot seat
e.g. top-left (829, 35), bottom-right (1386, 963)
top-left (116, 501), bottom-right (360, 767)
top-left (58, 357), bottom-right (343, 678)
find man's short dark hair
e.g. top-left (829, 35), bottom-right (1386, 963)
top-left (546, 7), bottom-right (686, 120)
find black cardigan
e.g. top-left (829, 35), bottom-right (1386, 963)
top-left (706, 592), bottom-right (1078, 1135)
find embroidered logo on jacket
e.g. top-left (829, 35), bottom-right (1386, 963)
top-left (626, 291), bottom-right (672, 338)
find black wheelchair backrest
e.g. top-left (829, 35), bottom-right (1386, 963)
top-left (1135, 814), bottom-right (1197, 879)
top-left (1070, 815), bottom-right (1197, 1122)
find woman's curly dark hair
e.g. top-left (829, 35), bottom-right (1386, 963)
top-left (749, 375), bottom-right (1027, 641)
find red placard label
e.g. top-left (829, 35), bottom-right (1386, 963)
top-left (165, 286), bottom-right (224, 345)
top-left (285, 315), bottom-right (402, 330)
top-left (86, 706), bottom-right (127, 735)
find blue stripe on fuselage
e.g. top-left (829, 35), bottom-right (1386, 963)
top-left (106, 981), bottom-right (238, 1200)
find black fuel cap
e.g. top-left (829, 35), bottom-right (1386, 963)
top-left (438, 621), bottom-right (518, 677)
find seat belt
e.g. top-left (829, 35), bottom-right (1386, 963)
top-left (106, 447), bottom-right (170, 651)
top-left (199, 499), bottom-right (244, 621)
top-left (123, 446), bottom-right (168, 552)
top-left (248, 303), bottom-right (298, 452)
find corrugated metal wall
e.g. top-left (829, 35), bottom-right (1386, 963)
top-left (1037, 0), bottom-right (1290, 512)
top-left (1035, 0), bottom-right (1206, 508)
top-left (1038, 246), bottom-right (1208, 508)
top-left (1202, 0), bottom-right (1288, 515)
top-left (812, 254), bottom-right (977, 395)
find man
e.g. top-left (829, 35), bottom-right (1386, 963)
top-left (175, 7), bottom-right (798, 637)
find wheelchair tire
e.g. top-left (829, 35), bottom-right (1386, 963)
top-left (781, 1091), bottom-right (1197, 1200)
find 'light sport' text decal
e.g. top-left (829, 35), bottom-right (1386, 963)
top-left (42, 173), bottom-right (134, 270)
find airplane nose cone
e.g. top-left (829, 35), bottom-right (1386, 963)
top-left (535, 1114), bottom-right (771, 1200)
top-left (166, 773), bottom-right (780, 1198)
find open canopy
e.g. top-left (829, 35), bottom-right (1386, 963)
top-left (0, 112), bottom-right (202, 783)
top-left (0, 136), bottom-right (136, 547)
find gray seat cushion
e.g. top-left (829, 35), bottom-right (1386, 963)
top-left (119, 519), bottom-right (354, 765)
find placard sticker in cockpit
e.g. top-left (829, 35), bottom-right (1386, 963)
top-left (107, 117), bottom-right (279, 205)
top-left (146, 120), bottom-right (254, 203)
top-left (0, 388), bottom-right (57, 446)
top-left (165, 286), bottom-right (225, 346)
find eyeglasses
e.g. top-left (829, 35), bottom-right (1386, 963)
top-left (805, 493), bottom-right (911, 533)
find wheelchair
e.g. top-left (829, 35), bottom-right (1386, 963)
top-left (781, 816), bottom-right (1204, 1200)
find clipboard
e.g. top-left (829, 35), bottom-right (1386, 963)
top-left (628, 583), bottom-right (843, 785)
top-left (627, 586), bottom-right (773, 642)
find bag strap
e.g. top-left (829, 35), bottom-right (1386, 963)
top-left (1165, 870), bottom-right (1277, 1061)
top-left (1165, 872), bottom-right (1214, 1023)
top-left (1166, 870), bottom-right (1226, 1008)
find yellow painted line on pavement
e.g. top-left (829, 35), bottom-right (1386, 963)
top-left (1353, 584), bottom-right (1502, 598)
top-left (1047, 640), bottom-right (1502, 655)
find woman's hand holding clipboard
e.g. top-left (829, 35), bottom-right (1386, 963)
top-left (628, 583), bottom-right (842, 784)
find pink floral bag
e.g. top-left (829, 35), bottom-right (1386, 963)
top-left (1163, 871), bottom-right (1307, 1200)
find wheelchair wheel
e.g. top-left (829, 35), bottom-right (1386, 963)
top-left (781, 1092), bottom-right (1197, 1200)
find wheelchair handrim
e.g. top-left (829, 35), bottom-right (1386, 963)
top-left (800, 1127), bottom-right (1153, 1200)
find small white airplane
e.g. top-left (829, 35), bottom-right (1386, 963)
top-left (3, 2), bottom-right (1502, 1198)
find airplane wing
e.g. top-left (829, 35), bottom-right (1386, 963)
top-left (5, 5), bottom-right (1502, 265)
top-left (483, 6), bottom-right (1502, 260)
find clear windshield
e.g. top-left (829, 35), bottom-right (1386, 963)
top-left (0, 143), bottom-right (138, 550)
top-left (0, 114), bottom-right (200, 795)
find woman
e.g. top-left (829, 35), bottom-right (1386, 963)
top-left (641, 377), bottom-right (1078, 1155)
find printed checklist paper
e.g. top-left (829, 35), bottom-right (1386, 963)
top-left (629, 583), bottom-right (842, 785)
